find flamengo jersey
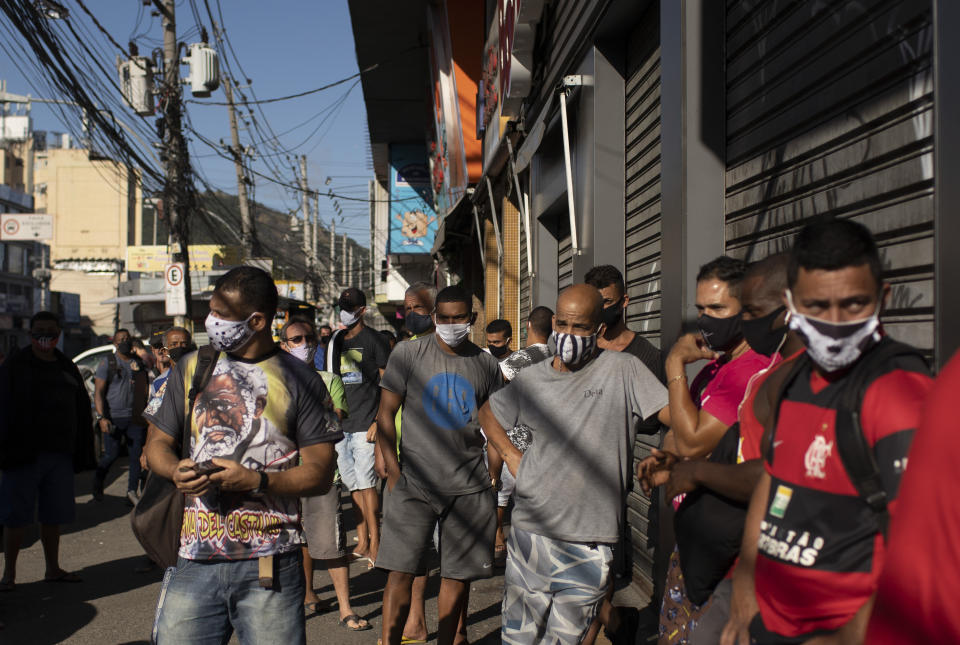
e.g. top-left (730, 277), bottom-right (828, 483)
top-left (753, 350), bottom-right (931, 640)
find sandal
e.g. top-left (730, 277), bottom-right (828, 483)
top-left (338, 614), bottom-right (371, 631)
top-left (304, 601), bottom-right (321, 615)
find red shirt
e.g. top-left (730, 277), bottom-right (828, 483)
top-left (866, 352), bottom-right (959, 644)
top-left (754, 351), bottom-right (932, 640)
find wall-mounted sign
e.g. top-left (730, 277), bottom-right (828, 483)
top-left (389, 144), bottom-right (438, 255)
top-left (0, 213), bottom-right (53, 240)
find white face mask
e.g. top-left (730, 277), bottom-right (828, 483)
top-left (205, 312), bottom-right (258, 353)
top-left (785, 289), bottom-right (881, 372)
top-left (435, 323), bottom-right (471, 347)
top-left (288, 343), bottom-right (316, 364)
top-left (551, 330), bottom-right (598, 366)
top-left (340, 308), bottom-right (362, 328)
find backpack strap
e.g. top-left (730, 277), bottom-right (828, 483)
top-left (834, 338), bottom-right (928, 538)
top-left (182, 345), bottom-right (219, 459)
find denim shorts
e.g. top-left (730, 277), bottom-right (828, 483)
top-left (153, 550), bottom-right (305, 645)
top-left (335, 432), bottom-right (378, 491)
top-left (0, 451), bottom-right (75, 527)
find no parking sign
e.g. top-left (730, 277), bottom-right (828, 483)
top-left (164, 263), bottom-right (186, 316)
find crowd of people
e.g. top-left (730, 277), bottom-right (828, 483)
top-left (0, 216), bottom-right (957, 644)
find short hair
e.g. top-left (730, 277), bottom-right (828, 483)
top-left (788, 218), bottom-right (882, 288)
top-left (745, 253), bottom-right (790, 303)
top-left (584, 265), bottom-right (625, 295)
top-left (697, 256), bottom-right (747, 296)
top-left (338, 287), bottom-right (366, 311)
top-left (163, 326), bottom-right (191, 345)
top-left (405, 281), bottom-right (438, 306)
top-left (131, 338), bottom-right (146, 349)
top-left (379, 329), bottom-right (396, 343)
top-left (435, 285), bottom-right (471, 309)
top-left (319, 324), bottom-right (332, 333)
top-left (486, 319), bottom-right (512, 337)
top-left (528, 306), bottom-right (554, 338)
top-left (215, 266), bottom-right (279, 317)
top-left (30, 311), bottom-right (61, 329)
top-left (115, 328), bottom-right (130, 336)
top-left (280, 316), bottom-right (316, 341)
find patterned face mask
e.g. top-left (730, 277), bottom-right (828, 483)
top-left (551, 330), bottom-right (597, 367)
top-left (205, 312), bottom-right (258, 353)
top-left (785, 290), bottom-right (881, 372)
top-left (288, 343), bottom-right (316, 364)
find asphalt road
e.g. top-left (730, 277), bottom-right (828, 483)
top-left (0, 466), bottom-right (517, 645)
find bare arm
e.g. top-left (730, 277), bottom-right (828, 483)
top-left (665, 458), bottom-right (764, 503)
top-left (487, 440), bottom-right (505, 482)
top-left (721, 469), bottom-right (770, 645)
top-left (94, 377), bottom-right (107, 417)
top-left (478, 401), bottom-right (522, 477)
top-left (375, 387), bottom-right (404, 489)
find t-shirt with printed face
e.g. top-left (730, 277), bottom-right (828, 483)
top-left (379, 335), bottom-right (503, 495)
top-left (498, 343), bottom-right (552, 381)
top-left (143, 367), bottom-right (170, 420)
top-left (489, 349), bottom-right (668, 544)
top-left (95, 354), bottom-right (140, 419)
top-left (152, 348), bottom-right (343, 561)
top-left (335, 327), bottom-right (389, 434)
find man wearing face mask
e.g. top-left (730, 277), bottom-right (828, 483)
top-left (375, 286), bottom-right (503, 645)
top-left (326, 287), bottom-right (390, 565)
top-left (485, 319), bottom-right (514, 361)
top-left (93, 327), bottom-right (150, 505)
top-left (314, 324), bottom-right (333, 371)
top-left (720, 219), bottom-right (932, 645)
top-left (480, 284), bottom-right (668, 645)
top-left (0, 312), bottom-right (92, 590)
top-left (145, 266), bottom-right (341, 644)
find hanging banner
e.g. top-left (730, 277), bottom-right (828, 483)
top-left (388, 144), bottom-right (438, 255)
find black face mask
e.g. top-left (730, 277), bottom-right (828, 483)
top-left (405, 311), bottom-right (433, 335)
top-left (742, 306), bottom-right (787, 357)
top-left (116, 341), bottom-right (133, 356)
top-left (167, 346), bottom-right (193, 364)
top-left (600, 299), bottom-right (624, 327)
top-left (488, 343), bottom-right (511, 359)
top-left (319, 335), bottom-right (331, 346)
top-left (697, 312), bottom-right (743, 352)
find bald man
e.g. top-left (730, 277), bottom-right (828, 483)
top-left (480, 284), bottom-right (669, 645)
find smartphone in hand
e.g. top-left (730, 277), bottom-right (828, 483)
top-left (179, 460), bottom-right (226, 477)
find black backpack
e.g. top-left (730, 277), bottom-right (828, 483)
top-left (768, 337), bottom-right (929, 537)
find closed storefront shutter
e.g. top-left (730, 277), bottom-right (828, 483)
top-left (624, 2), bottom-right (662, 599)
top-left (519, 212), bottom-right (531, 344)
top-left (724, 1), bottom-right (935, 355)
top-left (558, 233), bottom-right (574, 290)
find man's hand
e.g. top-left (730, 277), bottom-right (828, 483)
top-left (668, 332), bottom-right (719, 366)
top-left (208, 458), bottom-right (259, 492)
top-left (172, 459), bottom-right (212, 496)
top-left (140, 453), bottom-right (148, 471)
top-left (720, 563), bottom-right (760, 645)
top-left (385, 463), bottom-right (402, 492)
top-left (637, 448), bottom-right (679, 493)
top-left (665, 460), bottom-right (701, 500)
top-left (503, 447), bottom-right (523, 478)
top-left (98, 418), bottom-right (112, 434)
top-left (365, 422), bottom-right (377, 444)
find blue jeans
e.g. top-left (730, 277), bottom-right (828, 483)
top-left (96, 419), bottom-right (145, 493)
top-left (154, 551), bottom-right (305, 645)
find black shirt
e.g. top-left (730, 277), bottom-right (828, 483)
top-left (333, 326), bottom-right (390, 433)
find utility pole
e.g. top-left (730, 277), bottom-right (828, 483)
top-left (348, 243), bottom-right (353, 288)
top-left (299, 155), bottom-right (312, 298)
top-left (341, 234), bottom-right (347, 288)
top-left (224, 76), bottom-right (256, 258)
top-left (329, 218), bottom-right (337, 299)
top-left (311, 192), bottom-right (319, 302)
top-left (161, 0), bottom-right (192, 326)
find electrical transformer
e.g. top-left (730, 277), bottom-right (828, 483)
top-left (118, 56), bottom-right (155, 116)
top-left (185, 43), bottom-right (220, 98)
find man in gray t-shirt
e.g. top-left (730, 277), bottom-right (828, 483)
top-left (375, 286), bottom-right (502, 645)
top-left (480, 284), bottom-right (668, 645)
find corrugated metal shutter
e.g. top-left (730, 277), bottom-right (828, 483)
top-left (724, 1), bottom-right (935, 355)
top-left (519, 212), bottom-right (530, 345)
top-left (624, 4), bottom-right (663, 349)
top-left (558, 233), bottom-right (574, 290)
top-left (624, 2), bottom-right (661, 599)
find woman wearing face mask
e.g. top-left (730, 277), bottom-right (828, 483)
top-left (279, 318), bottom-right (371, 632)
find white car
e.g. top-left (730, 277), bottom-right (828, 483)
top-left (73, 344), bottom-right (115, 399)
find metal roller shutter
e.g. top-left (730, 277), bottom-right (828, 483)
top-left (724, 0), bottom-right (935, 355)
top-left (519, 211), bottom-right (530, 344)
top-left (624, 2), bottom-right (662, 599)
top-left (624, 4), bottom-right (663, 348)
top-left (558, 233), bottom-right (574, 290)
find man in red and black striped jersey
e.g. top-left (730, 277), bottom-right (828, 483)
top-left (721, 219), bottom-right (933, 645)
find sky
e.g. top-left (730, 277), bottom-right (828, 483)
top-left (0, 0), bottom-right (374, 244)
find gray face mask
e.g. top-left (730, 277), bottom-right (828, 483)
top-left (785, 290), bottom-right (881, 372)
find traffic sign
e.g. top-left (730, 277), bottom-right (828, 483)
top-left (0, 213), bottom-right (53, 240)
top-left (164, 263), bottom-right (187, 316)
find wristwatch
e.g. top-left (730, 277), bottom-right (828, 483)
top-left (253, 471), bottom-right (269, 495)
top-left (95, 413), bottom-right (104, 422)
top-left (491, 477), bottom-right (502, 492)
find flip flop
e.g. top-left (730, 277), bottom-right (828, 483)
top-left (304, 601), bottom-right (321, 615)
top-left (43, 571), bottom-right (82, 583)
top-left (338, 614), bottom-right (372, 631)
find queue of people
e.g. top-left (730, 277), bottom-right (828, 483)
top-left (0, 216), bottom-right (955, 644)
